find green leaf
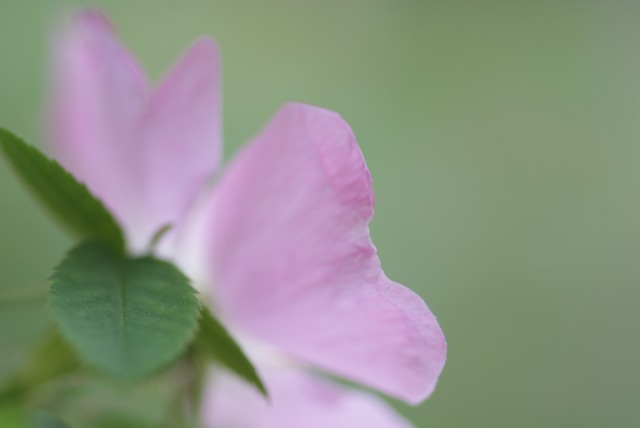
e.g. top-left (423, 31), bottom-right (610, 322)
top-left (194, 307), bottom-right (267, 397)
top-left (0, 128), bottom-right (125, 253)
top-left (49, 241), bottom-right (200, 378)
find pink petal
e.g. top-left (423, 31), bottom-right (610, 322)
top-left (198, 103), bottom-right (446, 404)
top-left (49, 10), bottom-right (222, 251)
top-left (201, 368), bottom-right (414, 428)
top-left (136, 38), bottom-right (222, 252)
top-left (49, 9), bottom-right (149, 241)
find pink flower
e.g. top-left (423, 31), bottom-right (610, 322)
top-left (49, 10), bottom-right (446, 428)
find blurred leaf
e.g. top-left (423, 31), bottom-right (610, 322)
top-left (0, 290), bottom-right (50, 389)
top-left (29, 410), bottom-right (72, 428)
top-left (0, 403), bottom-right (27, 428)
top-left (0, 330), bottom-right (76, 406)
top-left (0, 129), bottom-right (125, 253)
top-left (10, 330), bottom-right (79, 394)
top-left (49, 241), bottom-right (200, 378)
top-left (46, 369), bottom-right (191, 428)
top-left (194, 307), bottom-right (267, 397)
top-left (0, 407), bottom-right (73, 428)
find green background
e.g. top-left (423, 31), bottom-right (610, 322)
top-left (1, 0), bottom-right (639, 426)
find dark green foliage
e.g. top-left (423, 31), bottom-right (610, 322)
top-left (194, 307), bottom-right (267, 397)
top-left (0, 129), bottom-right (125, 253)
top-left (49, 242), bottom-right (200, 378)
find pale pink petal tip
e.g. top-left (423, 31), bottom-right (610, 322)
top-left (50, 7), bottom-right (149, 242)
top-left (140, 35), bottom-right (222, 253)
top-left (50, 9), bottom-right (222, 252)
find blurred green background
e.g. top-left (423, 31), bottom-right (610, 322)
top-left (1, 0), bottom-right (639, 427)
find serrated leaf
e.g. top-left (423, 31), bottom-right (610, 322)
top-left (0, 128), bottom-right (125, 252)
top-left (194, 307), bottom-right (267, 397)
top-left (49, 241), bottom-right (200, 378)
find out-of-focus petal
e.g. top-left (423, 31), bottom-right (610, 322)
top-left (49, 9), bottom-right (149, 239)
top-left (49, 10), bottom-right (222, 250)
top-left (137, 38), bottom-right (222, 252)
top-left (197, 103), bottom-right (446, 404)
top-left (201, 368), bottom-right (414, 428)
